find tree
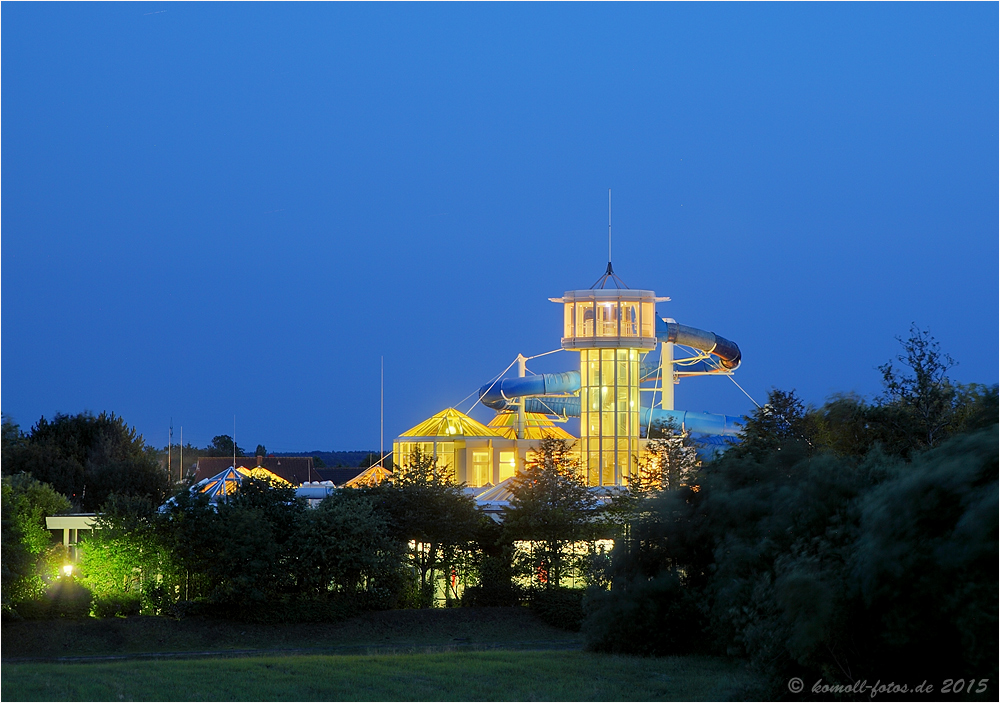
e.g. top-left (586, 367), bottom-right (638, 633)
top-left (293, 492), bottom-right (402, 601)
top-left (633, 419), bottom-right (700, 494)
top-left (1, 412), bottom-right (168, 511)
top-left (503, 438), bottom-right (597, 590)
top-left (2, 474), bottom-right (71, 614)
top-left (735, 389), bottom-right (815, 461)
top-left (78, 494), bottom-right (169, 610)
top-left (205, 435), bottom-right (245, 458)
top-left (877, 324), bottom-right (958, 451)
top-left (371, 448), bottom-right (480, 607)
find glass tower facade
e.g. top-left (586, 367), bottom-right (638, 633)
top-left (556, 289), bottom-right (659, 487)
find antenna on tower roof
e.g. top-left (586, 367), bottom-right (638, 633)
top-left (608, 188), bottom-right (612, 266)
top-left (591, 188), bottom-right (629, 289)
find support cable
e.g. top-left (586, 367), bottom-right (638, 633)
top-left (464, 356), bottom-right (520, 413)
top-left (727, 373), bottom-right (761, 408)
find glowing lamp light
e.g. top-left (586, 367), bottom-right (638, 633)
top-left (62, 564), bottom-right (73, 577)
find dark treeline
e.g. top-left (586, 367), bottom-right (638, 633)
top-left (2, 327), bottom-right (997, 698)
top-left (585, 328), bottom-right (997, 697)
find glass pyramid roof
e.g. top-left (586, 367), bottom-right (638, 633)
top-left (196, 465), bottom-right (292, 502)
top-left (487, 412), bottom-right (575, 440)
top-left (343, 464), bottom-right (394, 487)
top-left (399, 408), bottom-right (497, 439)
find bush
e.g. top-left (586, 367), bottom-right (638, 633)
top-left (461, 555), bottom-right (523, 607)
top-left (18, 578), bottom-right (94, 619)
top-left (92, 592), bottom-right (142, 618)
top-left (530, 587), bottom-right (585, 631)
top-left (584, 570), bottom-right (708, 655)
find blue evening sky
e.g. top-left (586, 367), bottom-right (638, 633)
top-left (2, 3), bottom-right (996, 452)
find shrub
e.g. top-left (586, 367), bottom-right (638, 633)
top-left (530, 587), bottom-right (585, 631)
top-left (19, 578), bottom-right (94, 619)
top-left (92, 592), bottom-right (142, 618)
top-left (584, 570), bottom-right (708, 655)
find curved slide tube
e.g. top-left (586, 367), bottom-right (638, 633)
top-left (655, 317), bottom-right (742, 370)
top-left (477, 316), bottom-right (744, 437)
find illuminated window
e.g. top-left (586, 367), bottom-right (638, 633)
top-left (620, 302), bottom-right (638, 337)
top-left (641, 302), bottom-right (654, 337)
top-left (499, 451), bottom-right (517, 482)
top-left (576, 302), bottom-right (594, 337)
top-left (471, 450), bottom-right (491, 487)
top-left (597, 302), bottom-right (618, 337)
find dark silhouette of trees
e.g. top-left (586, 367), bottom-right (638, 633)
top-left (1, 412), bottom-right (168, 511)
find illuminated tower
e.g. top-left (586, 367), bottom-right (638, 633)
top-left (552, 269), bottom-right (664, 486)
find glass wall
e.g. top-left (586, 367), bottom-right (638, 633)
top-left (562, 294), bottom-right (656, 344)
top-left (395, 440), bottom-right (456, 478)
top-left (470, 449), bottom-right (492, 487)
top-left (578, 348), bottom-right (640, 486)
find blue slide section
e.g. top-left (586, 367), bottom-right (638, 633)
top-left (514, 396), bottom-right (742, 437)
top-left (477, 315), bottom-right (745, 440)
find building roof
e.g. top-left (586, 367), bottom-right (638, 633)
top-left (398, 408), bottom-right (497, 439)
top-left (193, 466), bottom-right (292, 503)
top-left (195, 456), bottom-right (317, 485)
top-left (474, 477), bottom-right (516, 503)
top-left (486, 412), bottom-right (575, 440)
top-left (343, 464), bottom-right (394, 487)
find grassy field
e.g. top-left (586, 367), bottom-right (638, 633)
top-left (2, 608), bottom-right (761, 701)
top-left (2, 607), bottom-right (579, 660)
top-left (3, 650), bottom-right (757, 701)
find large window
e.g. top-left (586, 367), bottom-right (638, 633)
top-left (499, 451), bottom-right (517, 482)
top-left (471, 450), bottom-right (492, 487)
top-left (396, 441), bottom-right (455, 480)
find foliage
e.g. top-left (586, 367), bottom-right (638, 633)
top-left (585, 569), bottom-right (709, 655)
top-left (2, 474), bottom-right (71, 616)
top-left (503, 438), bottom-right (597, 590)
top-left (91, 592), bottom-right (142, 618)
top-left (77, 494), bottom-right (171, 614)
top-left (18, 577), bottom-right (93, 619)
top-left (205, 478), bottom-right (304, 604)
top-left (807, 327), bottom-right (998, 460)
top-left (852, 428), bottom-right (998, 682)
top-left (1, 412), bottom-right (168, 511)
top-left (530, 587), bottom-right (585, 631)
top-left (733, 388), bottom-right (816, 461)
top-left (629, 418), bottom-right (700, 497)
top-left (369, 448), bottom-right (480, 607)
top-left (293, 491), bottom-right (403, 604)
top-left (877, 324), bottom-right (957, 449)
top-left (202, 434), bottom-right (246, 458)
top-left (585, 424), bottom-right (998, 695)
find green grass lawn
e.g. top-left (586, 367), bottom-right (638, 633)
top-left (2, 650), bottom-right (757, 701)
top-left (2, 607), bottom-right (580, 659)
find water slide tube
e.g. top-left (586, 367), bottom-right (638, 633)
top-left (478, 317), bottom-right (744, 437)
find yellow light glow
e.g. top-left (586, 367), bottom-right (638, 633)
top-left (62, 564), bottom-right (73, 577)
